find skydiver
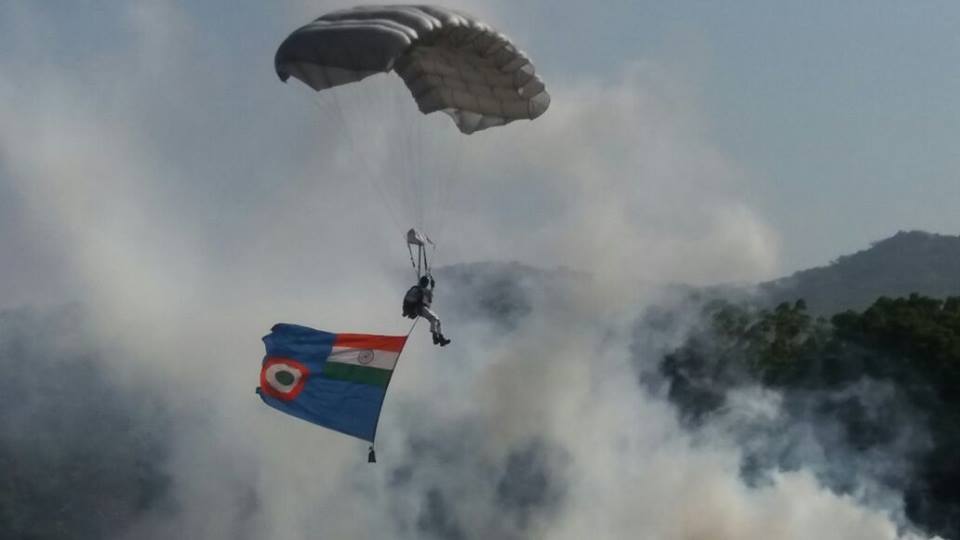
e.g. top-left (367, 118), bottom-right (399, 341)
top-left (403, 275), bottom-right (451, 346)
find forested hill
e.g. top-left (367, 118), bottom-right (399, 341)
top-left (654, 294), bottom-right (960, 539)
top-left (760, 231), bottom-right (960, 315)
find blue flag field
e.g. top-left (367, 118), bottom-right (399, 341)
top-left (257, 323), bottom-right (408, 442)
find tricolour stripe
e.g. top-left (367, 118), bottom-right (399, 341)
top-left (333, 333), bottom-right (406, 353)
top-left (321, 333), bottom-right (407, 388)
top-left (327, 347), bottom-right (400, 371)
top-left (322, 363), bottom-right (393, 387)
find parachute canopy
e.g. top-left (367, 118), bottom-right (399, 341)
top-left (275, 4), bottom-right (550, 134)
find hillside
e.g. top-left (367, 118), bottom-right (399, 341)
top-left (760, 231), bottom-right (960, 315)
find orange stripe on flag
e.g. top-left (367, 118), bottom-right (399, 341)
top-left (334, 333), bottom-right (407, 352)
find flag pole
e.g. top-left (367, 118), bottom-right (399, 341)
top-left (368, 318), bottom-right (419, 463)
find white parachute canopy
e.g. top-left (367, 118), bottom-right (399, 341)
top-left (275, 5), bottom-right (550, 135)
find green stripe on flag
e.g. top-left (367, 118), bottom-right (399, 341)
top-left (322, 362), bottom-right (393, 387)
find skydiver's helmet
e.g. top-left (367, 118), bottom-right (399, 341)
top-left (419, 275), bottom-right (430, 287)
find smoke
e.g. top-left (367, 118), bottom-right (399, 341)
top-left (633, 294), bottom-right (946, 538)
top-left (0, 2), bottom-right (942, 539)
top-left (0, 306), bottom-right (173, 540)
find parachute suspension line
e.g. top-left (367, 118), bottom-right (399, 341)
top-left (406, 108), bottom-right (423, 233)
top-left (344, 81), bottom-right (397, 210)
top-left (384, 79), bottom-right (433, 247)
top-left (418, 243), bottom-right (431, 278)
top-left (353, 79), bottom-right (403, 206)
top-left (414, 97), bottom-right (426, 234)
top-left (423, 115), bottom-right (440, 242)
top-left (368, 78), bottom-right (398, 207)
top-left (380, 78), bottom-right (409, 235)
top-left (399, 109), bottom-right (411, 227)
top-left (415, 109), bottom-right (426, 234)
top-left (309, 85), bottom-right (406, 233)
top-left (438, 132), bottom-right (465, 251)
top-left (430, 131), bottom-right (456, 259)
top-left (368, 316), bottom-right (420, 464)
top-left (407, 241), bottom-right (419, 279)
top-left (422, 243), bottom-right (430, 277)
top-left (391, 81), bottom-right (413, 230)
top-left (389, 83), bottom-right (416, 235)
top-left (305, 92), bottom-right (377, 208)
top-left (405, 236), bottom-right (432, 279)
top-left (396, 77), bottom-right (422, 228)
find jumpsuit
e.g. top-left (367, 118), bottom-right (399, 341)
top-left (417, 283), bottom-right (442, 337)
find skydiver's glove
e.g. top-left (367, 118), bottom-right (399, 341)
top-left (430, 277), bottom-right (435, 288)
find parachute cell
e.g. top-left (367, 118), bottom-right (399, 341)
top-left (275, 5), bottom-right (550, 134)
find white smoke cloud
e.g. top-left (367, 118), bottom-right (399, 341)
top-left (0, 2), bottom-right (940, 539)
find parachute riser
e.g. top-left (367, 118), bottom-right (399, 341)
top-left (421, 245), bottom-right (430, 278)
top-left (406, 228), bottom-right (434, 279)
top-left (407, 242), bottom-right (418, 278)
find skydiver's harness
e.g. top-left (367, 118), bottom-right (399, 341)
top-left (403, 228), bottom-right (435, 319)
top-left (406, 228), bottom-right (434, 280)
top-left (402, 286), bottom-right (423, 319)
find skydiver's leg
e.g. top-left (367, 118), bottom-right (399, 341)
top-left (419, 306), bottom-right (441, 336)
top-left (419, 306), bottom-right (450, 346)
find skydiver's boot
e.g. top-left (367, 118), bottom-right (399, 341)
top-left (432, 333), bottom-right (440, 345)
top-left (438, 335), bottom-right (451, 347)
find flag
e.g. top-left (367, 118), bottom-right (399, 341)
top-left (257, 323), bottom-right (408, 442)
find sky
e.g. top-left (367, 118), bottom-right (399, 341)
top-left (2, 1), bottom-right (960, 305)
top-left (0, 2), bottom-right (957, 539)
top-left (522, 0), bottom-right (960, 271)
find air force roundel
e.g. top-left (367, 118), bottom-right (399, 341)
top-left (260, 357), bottom-right (309, 401)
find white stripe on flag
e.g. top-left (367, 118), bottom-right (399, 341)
top-left (327, 347), bottom-right (400, 371)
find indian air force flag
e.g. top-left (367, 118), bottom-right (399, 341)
top-left (257, 323), bottom-right (408, 442)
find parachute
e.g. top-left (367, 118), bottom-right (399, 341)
top-left (275, 5), bottom-right (550, 135)
top-left (266, 6), bottom-right (548, 455)
top-left (275, 5), bottom-right (550, 260)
